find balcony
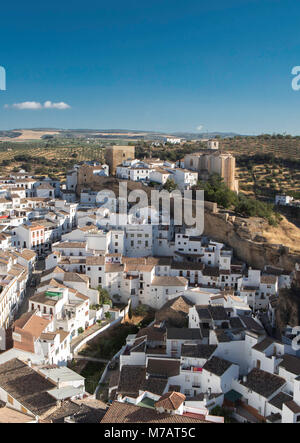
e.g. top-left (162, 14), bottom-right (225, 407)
top-left (181, 365), bottom-right (203, 373)
top-left (181, 366), bottom-right (192, 372)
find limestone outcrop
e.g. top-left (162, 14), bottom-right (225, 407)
top-left (204, 207), bottom-right (300, 272)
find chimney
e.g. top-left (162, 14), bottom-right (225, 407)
top-left (27, 359), bottom-right (32, 368)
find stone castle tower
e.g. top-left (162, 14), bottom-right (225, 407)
top-left (105, 145), bottom-right (135, 175)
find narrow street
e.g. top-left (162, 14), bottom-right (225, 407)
top-left (15, 258), bottom-right (45, 321)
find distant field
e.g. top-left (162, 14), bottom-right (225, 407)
top-left (222, 135), bottom-right (300, 160)
top-left (0, 142), bottom-right (105, 179)
top-left (0, 129), bottom-right (60, 142)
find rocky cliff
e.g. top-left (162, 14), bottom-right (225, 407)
top-left (204, 208), bottom-right (300, 272)
top-left (276, 288), bottom-right (300, 332)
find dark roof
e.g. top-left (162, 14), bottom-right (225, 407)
top-left (214, 329), bottom-right (231, 343)
top-left (109, 370), bottom-right (120, 389)
top-left (252, 337), bottom-right (274, 353)
top-left (136, 325), bottom-right (166, 342)
top-left (131, 338), bottom-right (147, 353)
top-left (208, 306), bottom-right (228, 321)
top-left (241, 368), bottom-right (285, 398)
top-left (101, 401), bottom-right (207, 423)
top-left (229, 317), bottom-right (244, 329)
top-left (147, 359), bottom-right (180, 378)
top-left (0, 358), bottom-right (57, 416)
top-left (167, 328), bottom-right (201, 341)
top-left (118, 366), bottom-right (146, 397)
top-left (46, 401), bottom-right (85, 423)
top-left (196, 306), bottom-right (211, 320)
top-left (284, 400), bottom-right (300, 414)
top-left (202, 267), bottom-right (219, 277)
top-left (266, 413), bottom-right (282, 423)
top-left (279, 354), bottom-right (300, 376)
top-left (239, 316), bottom-right (264, 332)
top-left (199, 323), bottom-right (210, 338)
top-left (66, 405), bottom-right (107, 423)
top-left (195, 305), bottom-right (228, 322)
top-left (269, 392), bottom-right (293, 410)
top-left (203, 356), bottom-right (233, 376)
top-left (181, 344), bottom-right (217, 359)
top-left (141, 377), bottom-right (168, 396)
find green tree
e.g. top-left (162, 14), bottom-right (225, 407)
top-left (163, 178), bottom-right (178, 192)
top-left (210, 405), bottom-right (233, 423)
top-left (98, 287), bottom-right (112, 306)
top-left (195, 174), bottom-right (238, 209)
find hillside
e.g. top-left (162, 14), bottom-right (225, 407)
top-left (276, 287), bottom-right (300, 332)
top-left (261, 216), bottom-right (300, 253)
top-left (204, 208), bottom-right (300, 271)
top-left (0, 128), bottom-right (239, 142)
top-left (222, 135), bottom-right (300, 160)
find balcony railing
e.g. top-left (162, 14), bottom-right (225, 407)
top-left (181, 365), bottom-right (203, 373)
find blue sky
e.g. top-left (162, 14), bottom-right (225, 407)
top-left (1, 0), bottom-right (300, 134)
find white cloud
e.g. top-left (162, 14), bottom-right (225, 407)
top-left (5, 101), bottom-right (43, 110)
top-left (43, 101), bottom-right (71, 109)
top-left (4, 100), bottom-right (71, 110)
top-left (196, 125), bottom-right (203, 131)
